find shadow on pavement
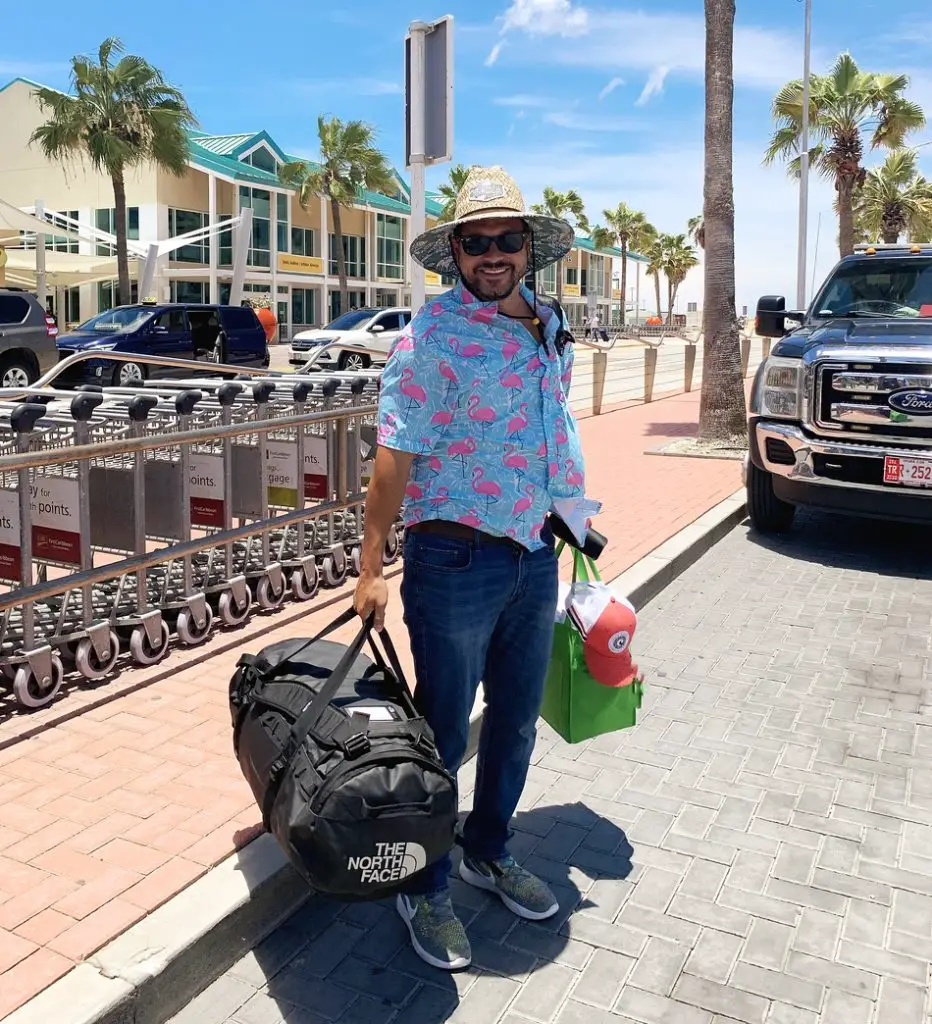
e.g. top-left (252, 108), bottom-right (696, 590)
top-left (230, 801), bottom-right (633, 1024)
top-left (746, 508), bottom-right (932, 579)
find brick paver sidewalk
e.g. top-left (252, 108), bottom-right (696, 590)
top-left (0, 390), bottom-right (743, 1017)
top-left (178, 510), bottom-right (932, 1024)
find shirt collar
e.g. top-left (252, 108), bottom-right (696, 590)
top-left (451, 280), bottom-right (560, 345)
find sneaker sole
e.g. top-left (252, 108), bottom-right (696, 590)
top-left (458, 861), bottom-right (559, 921)
top-left (395, 894), bottom-right (471, 971)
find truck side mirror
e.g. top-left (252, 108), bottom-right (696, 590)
top-left (756, 295), bottom-right (789, 338)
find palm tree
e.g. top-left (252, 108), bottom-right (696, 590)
top-left (642, 229), bottom-right (665, 320)
top-left (687, 214), bottom-right (706, 249)
top-left (604, 203), bottom-right (650, 324)
top-left (30, 37), bottom-right (196, 306)
top-left (765, 53), bottom-right (925, 257)
top-left (659, 234), bottom-right (699, 324)
top-left (852, 149), bottom-right (932, 243)
top-left (436, 163), bottom-right (474, 223)
top-left (531, 187), bottom-right (589, 303)
top-left (700, 0), bottom-right (746, 441)
top-left (282, 116), bottom-right (393, 316)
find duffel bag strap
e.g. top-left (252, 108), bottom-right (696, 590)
top-left (260, 614), bottom-right (375, 829)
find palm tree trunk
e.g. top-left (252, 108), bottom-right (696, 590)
top-left (837, 177), bottom-right (856, 257)
top-left (653, 272), bottom-right (662, 318)
top-left (331, 198), bottom-right (349, 315)
top-left (619, 242), bottom-right (628, 326)
top-left (112, 169), bottom-right (131, 306)
top-left (666, 277), bottom-right (674, 325)
top-left (698, 0), bottom-right (746, 441)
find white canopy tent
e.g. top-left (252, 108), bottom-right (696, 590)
top-left (2, 249), bottom-right (137, 289)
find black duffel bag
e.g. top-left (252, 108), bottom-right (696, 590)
top-left (229, 607), bottom-right (457, 900)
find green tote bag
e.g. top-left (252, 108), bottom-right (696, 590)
top-left (539, 546), bottom-right (644, 744)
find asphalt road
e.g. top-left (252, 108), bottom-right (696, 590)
top-left (171, 509), bottom-right (932, 1024)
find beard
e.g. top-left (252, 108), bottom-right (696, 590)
top-left (460, 260), bottom-right (524, 303)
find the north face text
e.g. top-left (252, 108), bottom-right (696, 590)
top-left (346, 842), bottom-right (427, 884)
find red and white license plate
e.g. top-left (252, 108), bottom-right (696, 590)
top-left (883, 455), bottom-right (932, 488)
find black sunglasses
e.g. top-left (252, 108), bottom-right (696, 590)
top-left (455, 231), bottom-right (528, 257)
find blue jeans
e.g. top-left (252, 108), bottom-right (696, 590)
top-left (400, 526), bottom-right (558, 895)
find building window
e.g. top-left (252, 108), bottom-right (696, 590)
top-left (168, 209), bottom-right (208, 263)
top-left (566, 267), bottom-right (578, 286)
top-left (375, 288), bottom-right (398, 308)
top-left (244, 147), bottom-right (277, 174)
top-left (328, 234), bottom-right (366, 277)
top-left (45, 211), bottom-right (80, 253)
top-left (95, 207), bottom-right (140, 256)
top-left (291, 227), bottom-right (316, 257)
top-left (276, 193), bottom-right (289, 253)
top-left (292, 288), bottom-right (316, 328)
top-left (538, 263), bottom-right (557, 294)
top-left (328, 289), bottom-right (367, 321)
top-left (376, 214), bottom-right (404, 280)
top-left (97, 279), bottom-right (139, 312)
top-left (580, 269), bottom-right (588, 297)
top-left (239, 187), bottom-right (271, 267)
top-left (170, 280), bottom-right (207, 303)
top-left (65, 287), bottom-right (80, 324)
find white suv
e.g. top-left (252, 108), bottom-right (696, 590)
top-left (290, 307), bottom-right (412, 370)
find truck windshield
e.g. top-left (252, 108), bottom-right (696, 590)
top-left (811, 257), bottom-right (932, 320)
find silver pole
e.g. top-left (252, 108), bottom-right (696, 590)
top-left (408, 20), bottom-right (429, 315)
top-left (796, 0), bottom-right (812, 310)
top-left (35, 200), bottom-right (47, 311)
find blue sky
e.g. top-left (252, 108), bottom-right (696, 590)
top-left (3, 0), bottom-right (932, 311)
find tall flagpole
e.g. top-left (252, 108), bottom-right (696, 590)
top-left (796, 0), bottom-right (812, 310)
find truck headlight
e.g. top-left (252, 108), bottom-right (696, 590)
top-left (753, 357), bottom-right (802, 419)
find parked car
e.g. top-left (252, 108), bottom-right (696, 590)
top-left (0, 287), bottom-right (59, 387)
top-left (57, 301), bottom-right (269, 386)
top-left (748, 242), bottom-right (932, 532)
top-left (290, 307), bottom-right (412, 370)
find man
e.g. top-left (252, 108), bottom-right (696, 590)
top-left (354, 166), bottom-right (586, 970)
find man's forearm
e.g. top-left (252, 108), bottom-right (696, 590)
top-left (361, 446), bottom-right (414, 577)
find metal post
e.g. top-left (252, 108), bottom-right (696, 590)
top-left (35, 200), bottom-right (46, 311)
top-left (139, 242), bottom-right (160, 300)
top-left (230, 208), bottom-right (253, 308)
top-left (796, 0), bottom-right (812, 310)
top-left (408, 21), bottom-right (429, 315)
top-left (208, 173), bottom-right (219, 304)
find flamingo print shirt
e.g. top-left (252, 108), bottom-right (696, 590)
top-left (376, 280), bottom-right (586, 551)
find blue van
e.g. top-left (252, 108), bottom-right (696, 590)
top-left (56, 301), bottom-right (270, 386)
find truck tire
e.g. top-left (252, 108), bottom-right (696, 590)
top-left (747, 462), bottom-right (795, 533)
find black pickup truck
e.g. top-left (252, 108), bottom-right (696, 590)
top-left (748, 243), bottom-right (932, 532)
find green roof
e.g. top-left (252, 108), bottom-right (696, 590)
top-left (190, 132), bottom-right (257, 156)
top-left (574, 233), bottom-right (647, 263)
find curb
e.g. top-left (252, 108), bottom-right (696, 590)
top-left (6, 489), bottom-right (746, 1024)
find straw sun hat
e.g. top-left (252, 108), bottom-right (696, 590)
top-left (410, 165), bottom-right (575, 278)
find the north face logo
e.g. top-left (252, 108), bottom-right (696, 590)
top-left (346, 842), bottom-right (427, 885)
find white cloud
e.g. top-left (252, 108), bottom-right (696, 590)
top-left (485, 5), bottom-right (820, 90)
top-left (598, 77), bottom-right (625, 101)
top-left (494, 93), bottom-right (555, 107)
top-left (635, 66), bottom-right (670, 106)
top-left (501, 0), bottom-right (590, 37)
top-left (544, 111), bottom-right (642, 132)
top-left (486, 42), bottom-right (504, 66)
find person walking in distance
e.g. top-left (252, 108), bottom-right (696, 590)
top-left (354, 166), bottom-right (586, 970)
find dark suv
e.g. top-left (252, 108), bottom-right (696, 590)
top-left (0, 287), bottom-right (60, 387)
top-left (749, 243), bottom-right (932, 531)
top-left (57, 301), bottom-right (270, 386)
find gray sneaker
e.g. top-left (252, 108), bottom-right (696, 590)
top-left (459, 855), bottom-right (559, 920)
top-left (396, 892), bottom-right (472, 970)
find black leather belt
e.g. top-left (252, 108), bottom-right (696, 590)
top-left (407, 519), bottom-right (521, 548)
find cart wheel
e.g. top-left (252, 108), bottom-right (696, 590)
top-left (291, 565), bottom-right (319, 601)
top-left (74, 630), bottom-right (121, 681)
top-left (176, 605), bottom-right (214, 646)
top-left (129, 622), bottom-right (171, 666)
top-left (256, 575), bottom-right (286, 611)
top-left (320, 555), bottom-right (347, 588)
top-left (218, 590), bottom-right (252, 626)
top-left (13, 656), bottom-right (64, 710)
top-left (383, 527), bottom-right (401, 566)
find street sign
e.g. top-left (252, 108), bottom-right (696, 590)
top-left (405, 16), bottom-right (454, 169)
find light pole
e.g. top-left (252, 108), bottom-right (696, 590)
top-left (796, 0), bottom-right (812, 310)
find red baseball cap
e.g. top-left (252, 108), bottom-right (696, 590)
top-left (567, 585), bottom-right (640, 688)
